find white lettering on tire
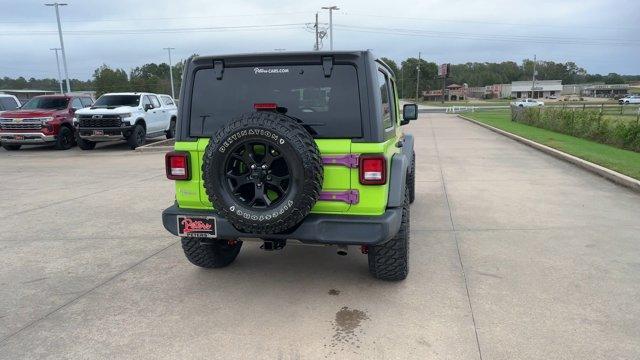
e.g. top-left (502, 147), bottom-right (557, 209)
top-left (218, 128), bottom-right (286, 153)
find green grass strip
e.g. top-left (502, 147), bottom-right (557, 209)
top-left (465, 110), bottom-right (640, 180)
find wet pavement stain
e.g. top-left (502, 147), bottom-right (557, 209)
top-left (328, 289), bottom-right (340, 296)
top-left (324, 306), bottom-right (369, 357)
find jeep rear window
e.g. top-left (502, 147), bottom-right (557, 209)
top-left (189, 65), bottom-right (362, 138)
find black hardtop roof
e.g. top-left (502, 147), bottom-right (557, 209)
top-left (191, 50), bottom-right (395, 78)
top-left (194, 50), bottom-right (371, 61)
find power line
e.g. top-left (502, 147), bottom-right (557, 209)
top-left (0, 11), bottom-right (314, 24)
top-left (0, 23), bottom-right (308, 36)
top-left (333, 24), bottom-right (640, 46)
top-left (339, 11), bottom-right (639, 31)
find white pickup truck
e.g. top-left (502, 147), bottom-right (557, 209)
top-left (75, 92), bottom-right (177, 150)
top-left (618, 95), bottom-right (640, 105)
top-left (511, 98), bottom-right (544, 107)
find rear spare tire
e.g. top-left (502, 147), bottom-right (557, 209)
top-left (202, 111), bottom-right (323, 234)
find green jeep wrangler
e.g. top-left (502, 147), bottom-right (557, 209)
top-left (162, 51), bottom-right (418, 280)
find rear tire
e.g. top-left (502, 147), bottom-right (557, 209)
top-left (368, 189), bottom-right (410, 281)
top-left (181, 237), bottom-right (242, 268)
top-left (127, 124), bottom-right (146, 150)
top-left (54, 126), bottom-right (74, 150)
top-left (1, 144), bottom-right (21, 151)
top-left (77, 136), bottom-right (96, 150)
top-left (408, 151), bottom-right (416, 204)
top-left (166, 119), bottom-right (176, 139)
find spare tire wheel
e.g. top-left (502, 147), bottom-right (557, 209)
top-left (202, 111), bottom-right (323, 234)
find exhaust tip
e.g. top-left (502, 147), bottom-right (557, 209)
top-left (336, 245), bottom-right (348, 256)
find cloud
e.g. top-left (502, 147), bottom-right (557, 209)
top-left (0, 0), bottom-right (638, 80)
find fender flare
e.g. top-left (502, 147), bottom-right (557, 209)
top-left (166, 115), bottom-right (177, 131)
top-left (134, 118), bottom-right (146, 130)
top-left (387, 134), bottom-right (414, 208)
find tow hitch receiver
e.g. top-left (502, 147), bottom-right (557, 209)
top-left (261, 239), bottom-right (286, 251)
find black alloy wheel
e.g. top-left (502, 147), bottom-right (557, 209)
top-left (224, 141), bottom-right (291, 209)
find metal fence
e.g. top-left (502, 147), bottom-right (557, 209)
top-left (511, 104), bottom-right (640, 122)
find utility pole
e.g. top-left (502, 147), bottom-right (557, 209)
top-left (50, 48), bottom-right (63, 94)
top-left (415, 52), bottom-right (421, 102)
top-left (401, 66), bottom-right (404, 99)
top-left (45, 3), bottom-right (71, 93)
top-left (442, 71), bottom-right (446, 104)
top-left (314, 12), bottom-right (319, 50)
top-left (321, 6), bottom-right (339, 50)
top-left (531, 54), bottom-right (537, 99)
top-left (163, 47), bottom-right (176, 99)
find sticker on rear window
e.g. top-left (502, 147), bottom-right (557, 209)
top-left (254, 67), bottom-right (290, 75)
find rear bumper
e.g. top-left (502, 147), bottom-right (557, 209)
top-left (78, 126), bottom-right (133, 141)
top-left (162, 204), bottom-right (403, 245)
top-left (0, 132), bottom-right (56, 144)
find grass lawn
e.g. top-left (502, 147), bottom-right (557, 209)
top-left (416, 99), bottom-right (511, 107)
top-left (464, 110), bottom-right (640, 180)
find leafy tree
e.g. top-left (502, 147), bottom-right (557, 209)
top-left (2, 55), bottom-right (638, 100)
top-left (399, 58), bottom-right (438, 100)
top-left (604, 73), bottom-right (625, 84)
top-left (380, 57), bottom-right (399, 77)
top-left (93, 64), bottom-right (129, 96)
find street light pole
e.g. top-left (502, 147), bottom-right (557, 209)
top-left (321, 6), bottom-right (339, 50)
top-left (531, 54), bottom-right (537, 99)
top-left (415, 52), bottom-right (421, 102)
top-left (50, 48), bottom-right (63, 94)
top-left (163, 47), bottom-right (176, 99)
top-left (45, 3), bottom-right (71, 93)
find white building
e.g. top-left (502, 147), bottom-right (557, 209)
top-left (510, 80), bottom-right (562, 99)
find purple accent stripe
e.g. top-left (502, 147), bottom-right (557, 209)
top-left (319, 190), bottom-right (359, 204)
top-left (322, 154), bottom-right (359, 168)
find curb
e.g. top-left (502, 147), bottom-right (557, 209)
top-left (458, 114), bottom-right (640, 193)
top-left (135, 139), bottom-right (174, 153)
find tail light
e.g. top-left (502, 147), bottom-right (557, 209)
top-left (359, 154), bottom-right (386, 185)
top-left (165, 151), bottom-right (190, 180)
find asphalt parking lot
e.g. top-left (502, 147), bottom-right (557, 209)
top-left (1, 114), bottom-right (639, 359)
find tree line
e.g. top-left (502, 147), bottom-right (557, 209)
top-left (380, 57), bottom-right (639, 100)
top-left (2, 56), bottom-right (638, 99)
top-left (0, 56), bottom-right (191, 98)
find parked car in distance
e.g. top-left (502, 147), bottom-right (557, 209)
top-left (0, 94), bottom-right (21, 111)
top-left (618, 95), bottom-right (640, 105)
top-left (75, 92), bottom-right (177, 150)
top-left (0, 94), bottom-right (93, 151)
top-left (158, 94), bottom-right (178, 138)
top-left (511, 98), bottom-right (544, 107)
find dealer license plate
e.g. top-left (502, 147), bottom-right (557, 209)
top-left (177, 216), bottom-right (217, 238)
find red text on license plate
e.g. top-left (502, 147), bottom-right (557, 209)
top-left (177, 216), bottom-right (217, 238)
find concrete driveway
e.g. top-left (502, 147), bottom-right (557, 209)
top-left (1, 114), bottom-right (639, 359)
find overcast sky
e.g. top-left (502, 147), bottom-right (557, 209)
top-left (1, 0), bottom-right (638, 81)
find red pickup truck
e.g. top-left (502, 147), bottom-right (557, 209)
top-left (0, 94), bottom-right (93, 150)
